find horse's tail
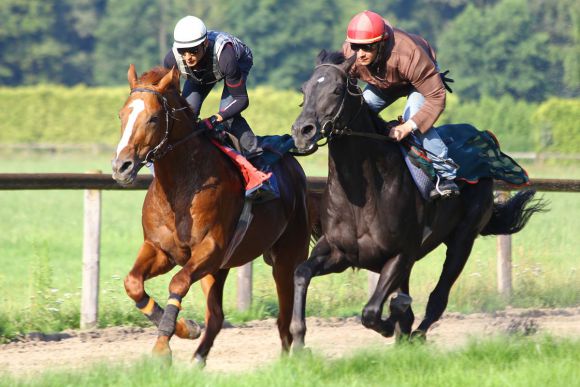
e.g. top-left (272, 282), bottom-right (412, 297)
top-left (479, 189), bottom-right (548, 236)
top-left (307, 190), bottom-right (323, 245)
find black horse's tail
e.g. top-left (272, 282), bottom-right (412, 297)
top-left (480, 189), bottom-right (548, 236)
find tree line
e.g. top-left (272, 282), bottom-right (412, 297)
top-left (0, 0), bottom-right (577, 102)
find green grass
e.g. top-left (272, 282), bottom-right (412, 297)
top-left (0, 154), bottom-right (578, 341)
top-left (2, 336), bottom-right (579, 386)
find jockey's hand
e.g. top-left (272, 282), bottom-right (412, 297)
top-left (199, 115), bottom-right (219, 131)
top-left (388, 121), bottom-right (414, 142)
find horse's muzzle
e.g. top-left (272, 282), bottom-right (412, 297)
top-left (111, 157), bottom-right (141, 186)
top-left (291, 121), bottom-right (320, 151)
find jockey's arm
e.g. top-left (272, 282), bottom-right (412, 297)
top-left (215, 44), bottom-right (249, 122)
top-left (404, 47), bottom-right (446, 133)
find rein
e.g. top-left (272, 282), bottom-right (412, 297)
top-left (130, 87), bottom-right (205, 164)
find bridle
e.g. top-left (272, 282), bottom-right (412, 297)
top-left (312, 63), bottom-right (365, 146)
top-left (304, 63), bottom-right (395, 152)
top-left (129, 87), bottom-right (205, 164)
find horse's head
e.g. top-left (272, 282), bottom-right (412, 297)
top-left (291, 51), bottom-right (358, 152)
top-left (112, 64), bottom-right (183, 186)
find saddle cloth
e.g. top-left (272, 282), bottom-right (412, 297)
top-left (210, 134), bottom-right (294, 193)
top-left (403, 123), bottom-right (530, 200)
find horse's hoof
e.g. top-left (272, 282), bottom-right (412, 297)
top-left (175, 318), bottom-right (202, 340)
top-left (192, 353), bottom-right (206, 368)
top-left (292, 345), bottom-right (312, 357)
top-left (410, 329), bottom-right (427, 343)
top-left (152, 338), bottom-right (173, 365)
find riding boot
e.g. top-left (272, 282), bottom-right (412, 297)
top-left (429, 175), bottom-right (460, 200)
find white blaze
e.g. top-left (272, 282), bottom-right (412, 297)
top-left (116, 99), bottom-right (145, 157)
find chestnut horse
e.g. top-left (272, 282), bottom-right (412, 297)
top-left (112, 65), bottom-right (313, 365)
top-left (290, 51), bottom-right (545, 350)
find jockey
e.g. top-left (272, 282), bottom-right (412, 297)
top-left (164, 16), bottom-right (268, 172)
top-left (343, 10), bottom-right (459, 199)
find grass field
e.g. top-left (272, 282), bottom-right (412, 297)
top-left (0, 152), bottom-right (578, 340)
top-left (2, 336), bottom-right (579, 386)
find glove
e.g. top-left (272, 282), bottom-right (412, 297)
top-left (439, 70), bottom-right (454, 93)
top-left (199, 115), bottom-right (219, 131)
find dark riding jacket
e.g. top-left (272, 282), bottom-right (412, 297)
top-left (164, 31), bottom-right (253, 121)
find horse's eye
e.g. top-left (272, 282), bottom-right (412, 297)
top-left (148, 115), bottom-right (159, 124)
top-left (332, 86), bottom-right (343, 95)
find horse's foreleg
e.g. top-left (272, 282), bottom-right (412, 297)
top-left (153, 238), bottom-right (219, 359)
top-left (192, 269), bottom-right (229, 367)
top-left (389, 278), bottom-right (415, 343)
top-left (124, 241), bottom-right (201, 341)
top-left (361, 253), bottom-right (413, 338)
top-left (414, 234), bottom-right (477, 339)
top-left (290, 238), bottom-right (350, 353)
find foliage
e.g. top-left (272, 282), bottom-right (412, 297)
top-left (2, 85), bottom-right (578, 154)
top-left (438, 0), bottom-right (551, 101)
top-left (0, 0), bottom-right (576, 102)
top-left (439, 94), bottom-right (537, 151)
top-left (532, 98), bottom-right (580, 153)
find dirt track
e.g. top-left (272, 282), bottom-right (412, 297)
top-left (1, 307), bottom-right (579, 377)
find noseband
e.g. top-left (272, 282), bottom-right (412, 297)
top-left (129, 87), bottom-right (201, 164)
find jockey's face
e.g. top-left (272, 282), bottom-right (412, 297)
top-left (178, 40), bottom-right (208, 68)
top-left (350, 42), bottom-right (378, 66)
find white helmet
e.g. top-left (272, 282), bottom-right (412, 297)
top-left (173, 16), bottom-right (207, 49)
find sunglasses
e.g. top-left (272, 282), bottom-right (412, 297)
top-left (350, 43), bottom-right (377, 52)
top-left (177, 46), bottom-right (202, 56)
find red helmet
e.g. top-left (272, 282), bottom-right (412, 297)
top-left (346, 10), bottom-right (388, 44)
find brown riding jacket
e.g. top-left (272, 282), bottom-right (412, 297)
top-left (342, 22), bottom-right (446, 133)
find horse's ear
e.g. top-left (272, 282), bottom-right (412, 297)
top-left (157, 66), bottom-right (179, 92)
top-left (315, 50), bottom-right (328, 66)
top-left (341, 54), bottom-right (357, 73)
top-left (128, 64), bottom-right (138, 90)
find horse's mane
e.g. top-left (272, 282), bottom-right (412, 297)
top-left (317, 50), bottom-right (389, 132)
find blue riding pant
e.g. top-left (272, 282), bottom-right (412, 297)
top-left (363, 85), bottom-right (457, 180)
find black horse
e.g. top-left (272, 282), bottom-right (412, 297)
top-left (289, 51), bottom-right (545, 349)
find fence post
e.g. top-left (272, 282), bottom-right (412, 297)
top-left (496, 191), bottom-right (512, 299)
top-left (80, 170), bottom-right (102, 329)
top-left (237, 262), bottom-right (252, 312)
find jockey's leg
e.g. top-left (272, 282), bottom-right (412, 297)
top-left (404, 92), bottom-right (459, 199)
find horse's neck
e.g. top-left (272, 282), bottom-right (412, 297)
top-left (328, 115), bottom-right (406, 203)
top-left (152, 129), bottom-right (229, 198)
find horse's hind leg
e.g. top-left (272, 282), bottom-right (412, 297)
top-left (361, 253), bottom-right (414, 338)
top-left (290, 237), bottom-right (351, 352)
top-left (124, 241), bottom-right (201, 340)
top-left (192, 269), bottom-right (229, 366)
top-left (413, 233), bottom-right (477, 339)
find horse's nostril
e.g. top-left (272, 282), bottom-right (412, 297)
top-left (120, 160), bottom-right (134, 174)
top-left (302, 125), bottom-right (315, 137)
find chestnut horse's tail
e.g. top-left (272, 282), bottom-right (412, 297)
top-left (307, 190), bottom-right (323, 245)
top-left (480, 189), bottom-right (548, 236)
